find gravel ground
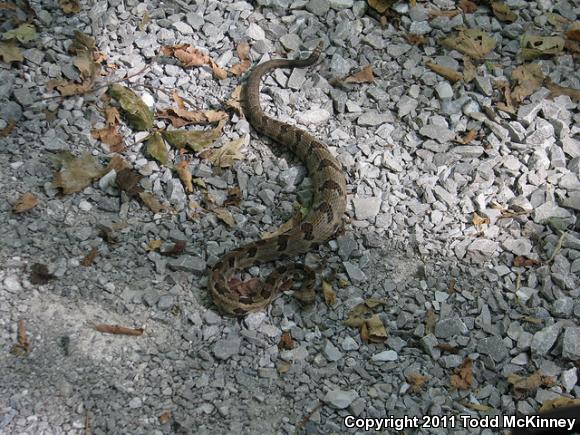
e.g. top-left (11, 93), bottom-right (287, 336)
top-left (1, 0), bottom-right (579, 434)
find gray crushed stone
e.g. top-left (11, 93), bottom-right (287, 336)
top-left (1, 0), bottom-right (579, 434)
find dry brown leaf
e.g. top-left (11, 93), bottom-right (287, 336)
top-left (208, 136), bottom-right (245, 168)
top-left (0, 3), bottom-right (18, 10)
top-left (278, 331), bottom-right (295, 350)
top-left (109, 84), bottom-right (154, 131)
top-left (566, 22), bottom-right (580, 42)
top-left (521, 35), bottom-right (565, 60)
top-left (407, 373), bottom-right (429, 394)
top-left (223, 186), bottom-right (242, 207)
top-left (160, 240), bottom-right (186, 257)
top-left (458, 0), bottom-right (477, 13)
top-left (157, 105), bottom-right (228, 128)
top-left (365, 314), bottom-right (388, 343)
top-left (472, 212), bottom-right (490, 226)
top-left (0, 120), bottom-right (16, 137)
top-left (425, 60), bottom-right (463, 82)
top-left (455, 129), bottom-right (477, 144)
top-left (10, 319), bottom-right (30, 356)
top-left (94, 324), bottom-right (144, 336)
top-left (521, 316), bottom-right (542, 325)
top-left (368, 0), bottom-right (394, 13)
top-left (230, 41), bottom-right (251, 76)
top-left (139, 11), bottom-right (150, 31)
top-left (322, 281), bottom-right (337, 306)
top-left (214, 207), bottom-right (235, 227)
top-left (545, 78), bottom-right (580, 101)
top-left (210, 59), bottom-right (228, 80)
top-left (0, 40), bottom-right (24, 63)
top-left (425, 308), bottom-right (437, 334)
top-left (52, 152), bottom-right (105, 194)
top-left (105, 155), bottom-right (130, 173)
top-left (360, 321), bottom-right (369, 343)
top-left (450, 358), bottom-right (473, 390)
top-left (464, 402), bottom-right (493, 412)
top-left (491, 1), bottom-right (518, 22)
top-left (344, 299), bottom-right (388, 329)
top-left (91, 125), bottom-right (124, 152)
top-left (59, 0), bottom-right (80, 13)
top-left (462, 57), bottom-right (476, 83)
top-left (428, 9), bottom-right (461, 18)
top-left (175, 160), bottom-right (193, 193)
top-left (344, 65), bottom-right (375, 84)
top-left (146, 239), bottom-right (163, 251)
top-left (507, 371), bottom-right (555, 397)
top-left (80, 247), bottom-right (98, 266)
top-left (13, 192), bottom-right (38, 213)
top-left (115, 168), bottom-right (143, 197)
top-left (511, 63), bottom-right (545, 103)
top-left (226, 86), bottom-right (243, 115)
top-left (277, 360), bottom-right (291, 374)
top-left (158, 411), bottom-right (172, 424)
top-left (540, 397), bottom-right (580, 413)
top-left (161, 44), bottom-right (210, 67)
top-left (97, 225), bottom-right (118, 244)
top-left (403, 33), bottom-right (428, 45)
top-left (440, 29), bottom-right (496, 59)
top-left (513, 256), bottom-right (542, 267)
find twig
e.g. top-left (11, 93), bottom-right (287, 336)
top-left (547, 230), bottom-right (567, 264)
top-left (294, 401), bottom-right (323, 434)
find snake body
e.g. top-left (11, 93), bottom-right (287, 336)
top-left (208, 42), bottom-right (347, 316)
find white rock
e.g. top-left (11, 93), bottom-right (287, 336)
top-left (323, 389), bottom-right (358, 409)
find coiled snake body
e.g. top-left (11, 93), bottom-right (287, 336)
top-left (209, 42), bottom-right (347, 316)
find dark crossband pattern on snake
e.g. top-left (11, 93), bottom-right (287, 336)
top-left (208, 42), bottom-right (347, 316)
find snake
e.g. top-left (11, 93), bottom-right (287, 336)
top-left (208, 42), bottom-right (347, 316)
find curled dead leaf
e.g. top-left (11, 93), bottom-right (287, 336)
top-left (59, 0), bottom-right (80, 14)
top-left (472, 212), bottom-right (490, 226)
top-left (450, 358), bottom-right (473, 390)
top-left (213, 207), bottom-right (236, 227)
top-left (278, 331), bottom-right (295, 350)
top-left (511, 63), bottom-right (545, 103)
top-left (207, 136), bottom-right (245, 168)
top-left (507, 371), bottom-right (555, 398)
top-left (513, 256), bottom-right (542, 267)
top-left (491, 1), bottom-right (518, 22)
top-left (52, 152), bottom-right (105, 194)
top-left (425, 60), bottom-right (463, 82)
top-left (161, 44), bottom-right (210, 67)
top-left (109, 84), bottom-right (154, 131)
top-left (321, 281), bottom-right (337, 306)
top-left (455, 129), bottom-right (477, 144)
top-left (458, 0), bottom-right (477, 13)
top-left (175, 160), bottom-right (193, 193)
top-left (521, 34), bottom-right (565, 61)
top-left (13, 192), bottom-right (38, 213)
top-left (10, 319), bottom-right (30, 356)
top-left (407, 373), bottom-right (429, 394)
top-left (440, 29), bottom-right (496, 59)
top-left (163, 125), bottom-right (222, 152)
top-left (344, 65), bottom-right (375, 84)
top-left (540, 397), bottom-right (580, 413)
top-left (146, 239), bottom-right (163, 251)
